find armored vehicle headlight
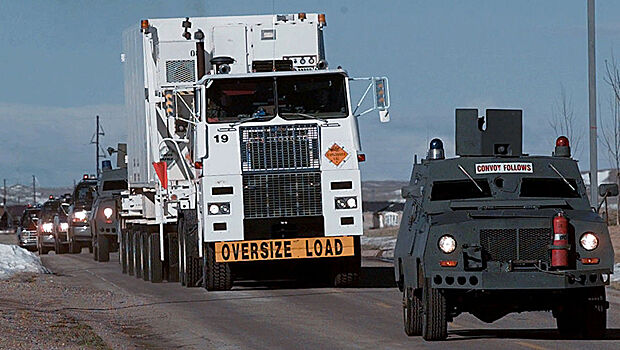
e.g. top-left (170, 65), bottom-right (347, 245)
top-left (60, 222), bottom-right (69, 231)
top-left (103, 207), bottom-right (114, 219)
top-left (580, 232), bottom-right (598, 251)
top-left (438, 235), bottom-right (456, 254)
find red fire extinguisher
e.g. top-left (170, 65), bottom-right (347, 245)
top-left (551, 213), bottom-right (569, 268)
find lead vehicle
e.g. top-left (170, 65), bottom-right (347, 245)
top-left (394, 109), bottom-right (617, 341)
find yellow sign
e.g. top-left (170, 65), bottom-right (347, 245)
top-left (325, 143), bottom-right (348, 166)
top-left (215, 236), bottom-right (355, 263)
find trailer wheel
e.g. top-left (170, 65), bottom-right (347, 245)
top-left (166, 232), bottom-right (179, 282)
top-left (141, 232), bottom-right (149, 281)
top-left (148, 233), bottom-right (163, 283)
top-left (404, 287), bottom-right (423, 336)
top-left (133, 230), bottom-right (142, 279)
top-left (421, 279), bottom-right (447, 341)
top-left (126, 230), bottom-right (134, 276)
top-left (120, 230), bottom-right (127, 274)
top-left (204, 243), bottom-right (233, 291)
top-left (178, 230), bottom-right (186, 286)
top-left (97, 234), bottom-right (110, 262)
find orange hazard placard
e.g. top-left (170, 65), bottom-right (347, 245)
top-left (325, 143), bottom-right (348, 166)
top-left (215, 236), bottom-right (356, 263)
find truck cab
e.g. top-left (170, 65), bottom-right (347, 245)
top-left (395, 109), bottom-right (616, 341)
top-left (17, 206), bottom-right (40, 251)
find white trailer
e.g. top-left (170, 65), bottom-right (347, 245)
top-left (119, 13), bottom-right (390, 289)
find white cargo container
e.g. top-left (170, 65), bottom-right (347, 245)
top-left (118, 13), bottom-right (390, 289)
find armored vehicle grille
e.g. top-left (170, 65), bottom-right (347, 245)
top-left (240, 124), bottom-right (320, 172)
top-left (166, 60), bottom-right (196, 83)
top-left (480, 228), bottom-right (551, 264)
top-left (243, 172), bottom-right (322, 218)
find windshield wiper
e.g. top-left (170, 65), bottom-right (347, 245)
top-left (548, 164), bottom-right (576, 192)
top-left (279, 112), bottom-right (328, 124)
top-left (457, 164), bottom-right (484, 193)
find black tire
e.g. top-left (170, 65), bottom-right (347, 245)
top-left (88, 245), bottom-right (93, 254)
top-left (54, 236), bottom-right (67, 254)
top-left (166, 232), bottom-right (179, 282)
top-left (133, 230), bottom-right (142, 279)
top-left (141, 232), bottom-right (149, 281)
top-left (204, 243), bottom-right (233, 291)
top-left (178, 230), bottom-right (186, 286)
top-left (148, 233), bottom-right (163, 283)
top-left (422, 279), bottom-right (448, 341)
top-left (334, 271), bottom-right (360, 287)
top-left (557, 287), bottom-right (607, 339)
top-left (404, 287), bottom-right (423, 336)
top-left (69, 238), bottom-right (81, 254)
top-left (126, 230), bottom-right (135, 276)
top-left (120, 230), bottom-right (128, 274)
top-left (179, 210), bottom-right (201, 287)
top-left (96, 234), bottom-right (110, 262)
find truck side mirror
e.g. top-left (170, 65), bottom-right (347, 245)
top-left (373, 77), bottom-right (390, 123)
top-left (598, 183), bottom-right (619, 197)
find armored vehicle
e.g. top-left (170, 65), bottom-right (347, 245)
top-left (91, 162), bottom-right (127, 262)
top-left (394, 109), bottom-right (616, 341)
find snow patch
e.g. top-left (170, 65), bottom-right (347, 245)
top-left (361, 236), bottom-right (396, 261)
top-left (0, 244), bottom-right (49, 280)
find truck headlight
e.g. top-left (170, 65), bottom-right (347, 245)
top-left (60, 222), bottom-right (69, 232)
top-left (438, 235), bottom-right (456, 254)
top-left (580, 232), bottom-right (598, 251)
top-left (103, 207), bottom-right (114, 219)
top-left (335, 196), bottom-right (358, 209)
top-left (42, 223), bottom-right (54, 233)
top-left (208, 203), bottom-right (230, 215)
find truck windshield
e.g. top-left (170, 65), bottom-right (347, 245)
top-left (431, 179), bottom-right (492, 201)
top-left (520, 178), bottom-right (580, 198)
top-left (206, 74), bottom-right (348, 123)
top-left (277, 74), bottom-right (348, 119)
top-left (207, 78), bottom-right (275, 123)
top-left (74, 184), bottom-right (96, 205)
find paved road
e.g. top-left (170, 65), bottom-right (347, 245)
top-left (36, 250), bottom-right (620, 350)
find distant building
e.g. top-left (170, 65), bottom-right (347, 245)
top-left (371, 202), bottom-right (404, 229)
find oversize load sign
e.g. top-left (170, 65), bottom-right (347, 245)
top-left (215, 236), bottom-right (355, 262)
top-left (475, 162), bottom-right (533, 174)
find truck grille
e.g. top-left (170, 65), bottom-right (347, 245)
top-left (243, 172), bottom-right (322, 218)
top-left (240, 124), bottom-right (320, 172)
top-left (480, 228), bottom-right (551, 264)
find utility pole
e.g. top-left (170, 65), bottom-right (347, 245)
top-left (2, 179), bottom-right (6, 208)
top-left (32, 175), bottom-right (36, 204)
top-left (587, 0), bottom-right (598, 206)
top-left (91, 115), bottom-right (105, 177)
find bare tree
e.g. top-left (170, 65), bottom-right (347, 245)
top-left (602, 55), bottom-right (620, 225)
top-left (549, 85), bottom-right (583, 157)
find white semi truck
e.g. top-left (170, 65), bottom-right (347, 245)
top-left (119, 13), bottom-right (390, 290)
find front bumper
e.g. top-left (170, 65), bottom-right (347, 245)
top-left (19, 231), bottom-right (37, 247)
top-left (70, 225), bottom-right (91, 241)
top-left (430, 268), bottom-right (612, 290)
top-left (40, 234), bottom-right (56, 246)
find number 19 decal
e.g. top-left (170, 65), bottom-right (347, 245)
top-left (214, 134), bottom-right (229, 143)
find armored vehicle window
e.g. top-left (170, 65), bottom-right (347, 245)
top-left (102, 180), bottom-right (127, 192)
top-left (206, 78), bottom-right (275, 123)
top-left (520, 178), bottom-right (580, 198)
top-left (277, 74), bottom-right (348, 119)
top-left (431, 179), bottom-right (492, 201)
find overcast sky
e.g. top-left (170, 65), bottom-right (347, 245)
top-left (1, 0), bottom-right (620, 187)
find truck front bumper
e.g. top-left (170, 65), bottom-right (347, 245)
top-left (430, 268), bottom-right (612, 290)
